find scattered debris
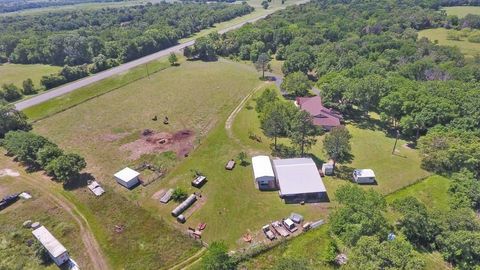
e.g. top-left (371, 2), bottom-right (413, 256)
top-left (225, 159), bottom-right (236, 170)
top-left (19, 192), bottom-right (32, 200)
top-left (191, 175), bottom-right (207, 188)
top-left (163, 116), bottom-right (169, 125)
top-left (31, 222), bottom-right (41, 229)
top-left (121, 129), bottom-right (194, 160)
top-left (87, 181), bottom-right (105, 196)
top-left (310, 219), bottom-right (325, 229)
top-left (23, 220), bottom-right (32, 228)
top-left (335, 253), bottom-right (348, 265)
top-left (159, 188), bottom-right (174, 204)
top-left (242, 233), bottom-right (252, 243)
top-left (198, 222), bottom-right (207, 231)
top-left (282, 218), bottom-right (298, 233)
top-left (152, 115), bottom-right (157, 121)
top-left (0, 169), bottom-right (20, 177)
top-left (114, 224), bottom-right (125, 233)
top-left (271, 221), bottom-right (290, 237)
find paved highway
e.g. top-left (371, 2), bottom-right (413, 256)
top-left (14, 1), bottom-right (308, 111)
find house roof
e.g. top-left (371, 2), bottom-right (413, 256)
top-left (114, 167), bottom-right (140, 182)
top-left (297, 96), bottom-right (342, 127)
top-left (252, 156), bottom-right (275, 179)
top-left (272, 158), bottom-right (326, 196)
top-left (32, 226), bottom-right (68, 258)
top-left (354, 169), bottom-right (375, 178)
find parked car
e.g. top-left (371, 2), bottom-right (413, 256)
top-left (262, 225), bottom-right (276, 240)
top-left (282, 218), bottom-right (298, 233)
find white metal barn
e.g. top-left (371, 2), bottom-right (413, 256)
top-left (32, 226), bottom-right (70, 266)
top-left (251, 156), bottom-right (276, 190)
top-left (273, 158), bottom-right (327, 203)
top-left (114, 167), bottom-right (140, 189)
top-left (353, 169), bottom-right (376, 184)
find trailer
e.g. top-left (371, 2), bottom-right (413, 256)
top-left (0, 193), bottom-right (20, 210)
top-left (32, 226), bottom-right (70, 266)
top-left (159, 188), bottom-right (174, 204)
top-left (271, 221), bottom-right (290, 237)
top-left (191, 175), bottom-right (207, 188)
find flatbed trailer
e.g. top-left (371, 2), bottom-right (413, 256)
top-left (271, 221), bottom-right (290, 237)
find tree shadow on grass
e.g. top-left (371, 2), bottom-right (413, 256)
top-left (334, 165), bottom-right (355, 182)
top-left (344, 108), bottom-right (385, 131)
top-left (63, 172), bottom-right (94, 190)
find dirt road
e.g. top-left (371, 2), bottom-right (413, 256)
top-left (4, 158), bottom-right (110, 269)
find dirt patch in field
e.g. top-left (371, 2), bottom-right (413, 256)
top-left (120, 129), bottom-right (195, 160)
top-left (0, 169), bottom-right (20, 178)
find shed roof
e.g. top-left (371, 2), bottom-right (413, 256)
top-left (32, 226), bottom-right (67, 258)
top-left (273, 158), bottom-right (326, 196)
top-left (114, 167), bottom-right (140, 182)
top-left (252, 156), bottom-right (275, 179)
top-left (354, 169), bottom-right (375, 178)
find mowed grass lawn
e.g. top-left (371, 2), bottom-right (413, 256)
top-left (234, 88), bottom-right (430, 196)
top-left (30, 59), bottom-right (263, 269)
top-left (33, 59), bottom-right (260, 183)
top-left (418, 28), bottom-right (480, 58)
top-left (0, 63), bottom-right (60, 87)
top-left (443, 6), bottom-right (480, 17)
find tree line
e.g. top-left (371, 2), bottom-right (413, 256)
top-left (0, 2), bottom-right (253, 66)
top-left (181, 0), bottom-right (480, 174)
top-left (0, 0), bottom-right (125, 14)
top-left (0, 102), bottom-right (86, 184)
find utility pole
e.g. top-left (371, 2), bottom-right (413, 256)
top-left (392, 129), bottom-right (400, 155)
top-left (145, 64), bottom-right (150, 79)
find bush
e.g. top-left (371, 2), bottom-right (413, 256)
top-left (171, 187), bottom-right (188, 202)
top-left (1, 83), bottom-right (22, 102)
top-left (40, 74), bottom-right (67, 90)
top-left (467, 33), bottom-right (480, 43)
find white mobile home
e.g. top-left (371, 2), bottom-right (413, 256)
top-left (353, 169), bottom-right (376, 184)
top-left (252, 156), bottom-right (276, 190)
top-left (32, 226), bottom-right (70, 266)
top-left (114, 167), bottom-right (140, 189)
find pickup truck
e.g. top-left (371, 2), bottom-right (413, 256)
top-left (262, 225), bottom-right (276, 240)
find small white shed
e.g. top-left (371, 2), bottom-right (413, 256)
top-left (322, 162), bottom-right (334, 176)
top-left (114, 167), bottom-right (140, 189)
top-left (353, 169), bottom-right (376, 184)
top-left (32, 226), bottom-right (70, 266)
top-left (252, 156), bottom-right (276, 190)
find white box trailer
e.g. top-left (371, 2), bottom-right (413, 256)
top-left (32, 226), bottom-right (70, 266)
top-left (353, 169), bottom-right (376, 184)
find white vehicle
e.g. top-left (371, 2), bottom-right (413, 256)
top-left (282, 218), bottom-right (298, 233)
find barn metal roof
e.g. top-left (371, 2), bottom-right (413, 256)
top-left (273, 158), bottom-right (326, 196)
top-left (32, 226), bottom-right (67, 258)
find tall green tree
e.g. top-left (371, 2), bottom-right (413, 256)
top-left (45, 153), bottom-right (86, 182)
top-left (168, 52), bottom-right (178, 66)
top-left (255, 53), bottom-right (270, 79)
top-left (281, 71), bottom-right (311, 96)
top-left (0, 103), bottom-right (31, 137)
top-left (21, 78), bottom-right (36, 95)
top-left (289, 110), bottom-right (319, 156)
top-left (323, 126), bottom-right (351, 167)
top-left (330, 185), bottom-right (388, 246)
top-left (1, 83), bottom-right (22, 102)
top-left (2, 131), bottom-right (50, 167)
top-left (261, 102), bottom-right (290, 150)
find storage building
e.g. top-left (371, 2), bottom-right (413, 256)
top-left (114, 167), bottom-right (140, 189)
top-left (32, 226), bottom-right (70, 266)
top-left (273, 158), bottom-right (327, 203)
top-left (251, 156), bottom-right (276, 190)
